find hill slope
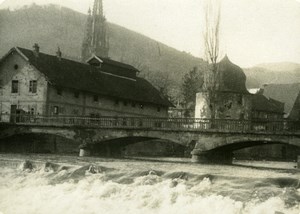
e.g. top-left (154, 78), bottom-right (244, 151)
top-left (1, 4), bottom-right (300, 104)
top-left (244, 62), bottom-right (300, 88)
top-left (0, 4), bottom-right (205, 100)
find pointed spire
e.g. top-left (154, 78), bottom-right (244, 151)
top-left (81, 0), bottom-right (109, 61)
top-left (92, 0), bottom-right (103, 17)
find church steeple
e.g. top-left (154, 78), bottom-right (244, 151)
top-left (81, 0), bottom-right (109, 61)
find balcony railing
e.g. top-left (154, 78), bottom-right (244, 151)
top-left (1, 113), bottom-right (299, 134)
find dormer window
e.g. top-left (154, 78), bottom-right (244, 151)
top-left (86, 55), bottom-right (103, 68)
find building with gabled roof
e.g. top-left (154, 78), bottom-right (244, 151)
top-left (0, 45), bottom-right (172, 121)
top-left (251, 94), bottom-right (285, 120)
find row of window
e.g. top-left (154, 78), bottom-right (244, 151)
top-left (252, 111), bottom-right (282, 119)
top-left (55, 88), bottom-right (161, 112)
top-left (51, 104), bottom-right (162, 116)
top-left (11, 80), bottom-right (37, 94)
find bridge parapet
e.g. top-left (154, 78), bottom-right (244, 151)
top-left (1, 113), bottom-right (300, 135)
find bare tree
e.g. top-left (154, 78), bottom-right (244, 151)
top-left (203, 0), bottom-right (222, 120)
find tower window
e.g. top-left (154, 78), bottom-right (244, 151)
top-left (30, 108), bottom-right (35, 115)
top-left (29, 80), bottom-right (37, 93)
top-left (53, 106), bottom-right (59, 115)
top-left (14, 64), bottom-right (19, 70)
top-left (11, 80), bottom-right (18, 93)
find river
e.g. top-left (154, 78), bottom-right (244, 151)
top-left (0, 154), bottom-right (299, 214)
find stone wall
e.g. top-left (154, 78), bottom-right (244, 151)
top-left (195, 91), bottom-right (252, 119)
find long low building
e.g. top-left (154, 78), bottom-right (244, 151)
top-left (0, 45), bottom-right (173, 121)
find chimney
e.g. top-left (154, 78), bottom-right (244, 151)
top-left (33, 43), bottom-right (40, 57)
top-left (56, 46), bottom-right (62, 61)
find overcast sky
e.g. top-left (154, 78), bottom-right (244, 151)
top-left (0, 0), bottom-right (299, 67)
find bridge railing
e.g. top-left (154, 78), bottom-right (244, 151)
top-left (1, 113), bottom-right (300, 133)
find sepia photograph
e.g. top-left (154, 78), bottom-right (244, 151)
top-left (0, 0), bottom-right (299, 213)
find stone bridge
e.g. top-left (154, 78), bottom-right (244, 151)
top-left (1, 115), bottom-right (300, 163)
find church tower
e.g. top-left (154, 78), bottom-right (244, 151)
top-left (81, 0), bottom-right (109, 61)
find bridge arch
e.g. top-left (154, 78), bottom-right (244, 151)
top-left (191, 134), bottom-right (300, 163)
top-left (0, 132), bottom-right (80, 154)
top-left (90, 136), bottom-right (187, 157)
top-left (0, 125), bottom-right (190, 157)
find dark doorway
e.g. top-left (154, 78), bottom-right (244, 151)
top-left (10, 105), bottom-right (17, 123)
top-left (10, 105), bottom-right (25, 123)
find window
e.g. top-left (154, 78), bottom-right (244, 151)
top-left (14, 64), bottom-right (19, 70)
top-left (140, 104), bottom-right (144, 109)
top-left (0, 79), bottom-right (3, 89)
top-left (30, 108), bottom-right (35, 115)
top-left (93, 95), bottom-right (98, 102)
top-left (57, 88), bottom-right (62, 96)
top-left (29, 80), bottom-right (37, 93)
top-left (11, 80), bottom-right (18, 93)
top-left (123, 101), bottom-right (128, 106)
top-left (53, 106), bottom-right (59, 115)
top-left (157, 107), bottom-right (161, 112)
top-left (115, 100), bottom-right (119, 105)
top-left (131, 102), bottom-right (136, 108)
top-left (74, 91), bottom-right (79, 98)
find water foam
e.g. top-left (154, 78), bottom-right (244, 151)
top-left (0, 162), bottom-right (299, 214)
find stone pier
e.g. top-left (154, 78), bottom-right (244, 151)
top-left (191, 150), bottom-right (233, 164)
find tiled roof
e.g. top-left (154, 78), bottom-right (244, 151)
top-left (14, 47), bottom-right (173, 107)
top-left (251, 94), bottom-right (284, 114)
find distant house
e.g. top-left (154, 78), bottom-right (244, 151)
top-left (261, 83), bottom-right (300, 118)
top-left (251, 95), bottom-right (285, 120)
top-left (0, 45), bottom-right (172, 121)
top-left (287, 91), bottom-right (300, 120)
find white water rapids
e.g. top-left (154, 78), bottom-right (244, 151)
top-left (0, 155), bottom-right (299, 214)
